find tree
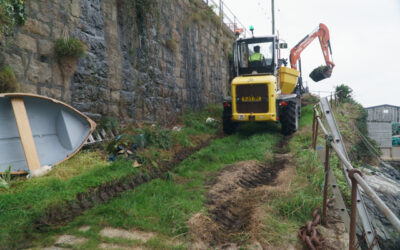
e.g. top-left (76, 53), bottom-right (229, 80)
top-left (335, 84), bottom-right (353, 102)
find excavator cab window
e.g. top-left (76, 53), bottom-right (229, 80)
top-left (234, 37), bottom-right (275, 75)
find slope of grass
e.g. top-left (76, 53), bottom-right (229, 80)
top-left (33, 123), bottom-right (281, 249)
top-left (0, 105), bottom-right (223, 248)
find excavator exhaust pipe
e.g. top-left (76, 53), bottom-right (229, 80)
top-left (309, 66), bottom-right (332, 82)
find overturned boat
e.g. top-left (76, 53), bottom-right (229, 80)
top-left (0, 93), bottom-right (96, 174)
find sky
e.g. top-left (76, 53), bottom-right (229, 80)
top-left (221, 0), bottom-right (400, 107)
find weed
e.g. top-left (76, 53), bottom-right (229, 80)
top-left (99, 116), bottom-right (118, 132)
top-left (0, 65), bottom-right (18, 93)
top-left (55, 37), bottom-right (86, 58)
top-left (0, 0), bottom-right (25, 35)
top-left (165, 38), bottom-right (177, 53)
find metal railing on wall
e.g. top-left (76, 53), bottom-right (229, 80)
top-left (202, 0), bottom-right (250, 37)
top-left (309, 94), bottom-right (400, 250)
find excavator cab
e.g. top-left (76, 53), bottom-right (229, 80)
top-left (233, 37), bottom-right (276, 76)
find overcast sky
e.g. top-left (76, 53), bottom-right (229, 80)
top-left (222, 0), bottom-right (400, 107)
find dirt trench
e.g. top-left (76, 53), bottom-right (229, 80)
top-left (188, 138), bottom-right (294, 248)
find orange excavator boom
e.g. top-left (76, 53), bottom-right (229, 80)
top-left (289, 23), bottom-right (335, 81)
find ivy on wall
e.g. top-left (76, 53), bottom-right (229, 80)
top-left (0, 0), bottom-right (25, 35)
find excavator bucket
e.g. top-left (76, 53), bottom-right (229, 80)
top-left (309, 66), bottom-right (332, 82)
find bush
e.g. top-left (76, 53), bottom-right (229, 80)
top-left (0, 66), bottom-right (18, 93)
top-left (0, 0), bottom-right (25, 35)
top-left (165, 38), bottom-right (177, 52)
top-left (55, 37), bottom-right (86, 58)
top-left (335, 84), bottom-right (353, 102)
top-left (99, 116), bottom-right (118, 131)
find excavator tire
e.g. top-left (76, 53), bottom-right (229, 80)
top-left (280, 101), bottom-right (299, 136)
top-left (222, 105), bottom-right (237, 135)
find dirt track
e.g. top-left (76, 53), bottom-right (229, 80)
top-left (188, 138), bottom-right (294, 248)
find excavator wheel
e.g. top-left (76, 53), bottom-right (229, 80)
top-left (280, 101), bottom-right (299, 136)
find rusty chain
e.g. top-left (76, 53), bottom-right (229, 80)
top-left (298, 209), bottom-right (327, 250)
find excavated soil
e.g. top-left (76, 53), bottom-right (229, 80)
top-left (188, 138), bottom-right (294, 248)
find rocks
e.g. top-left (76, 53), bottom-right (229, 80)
top-left (361, 162), bottom-right (400, 250)
top-left (54, 235), bottom-right (88, 246)
top-left (99, 227), bottom-right (155, 242)
top-left (3, 0), bottom-right (232, 125)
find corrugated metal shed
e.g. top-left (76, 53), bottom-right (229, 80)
top-left (365, 104), bottom-right (400, 148)
top-left (367, 122), bottom-right (392, 148)
top-left (365, 104), bottom-right (400, 122)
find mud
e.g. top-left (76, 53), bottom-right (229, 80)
top-left (34, 137), bottom-right (215, 231)
top-left (188, 138), bottom-right (292, 247)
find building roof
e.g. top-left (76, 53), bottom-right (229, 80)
top-left (365, 104), bottom-right (400, 109)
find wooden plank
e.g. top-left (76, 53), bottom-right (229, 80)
top-left (10, 97), bottom-right (41, 172)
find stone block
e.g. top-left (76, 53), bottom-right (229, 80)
top-left (15, 33), bottom-right (37, 52)
top-left (99, 88), bottom-right (111, 101)
top-left (4, 53), bottom-right (24, 80)
top-left (52, 63), bottom-right (63, 86)
top-left (27, 59), bottom-right (52, 84)
top-left (111, 91), bottom-right (120, 102)
top-left (71, 0), bottom-right (81, 17)
top-left (109, 104), bottom-right (119, 117)
top-left (38, 39), bottom-right (54, 56)
top-left (22, 18), bottom-right (51, 37)
top-left (36, 13), bottom-right (50, 23)
top-left (40, 86), bottom-right (62, 99)
top-left (20, 84), bottom-right (37, 94)
top-left (29, 1), bottom-right (39, 12)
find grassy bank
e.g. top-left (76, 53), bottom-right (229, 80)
top-left (32, 122), bottom-right (281, 249)
top-left (30, 104), bottom-right (327, 249)
top-left (0, 105), bottom-right (222, 248)
top-left (1, 102), bottom-right (332, 249)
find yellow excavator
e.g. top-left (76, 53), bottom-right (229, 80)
top-left (223, 23), bottom-right (335, 135)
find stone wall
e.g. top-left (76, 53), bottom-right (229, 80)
top-left (0, 0), bottom-right (234, 124)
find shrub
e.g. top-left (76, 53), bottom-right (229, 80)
top-left (165, 38), bottom-right (177, 52)
top-left (54, 37), bottom-right (86, 58)
top-left (0, 0), bottom-right (25, 35)
top-left (335, 84), bottom-right (353, 102)
top-left (0, 66), bottom-right (18, 93)
top-left (99, 116), bottom-right (118, 131)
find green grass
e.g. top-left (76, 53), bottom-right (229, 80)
top-left (259, 105), bottom-right (325, 245)
top-left (0, 159), bottom-right (141, 247)
top-left (1, 103), bottom-right (329, 248)
top-left (55, 37), bottom-right (86, 58)
top-left (0, 66), bottom-right (19, 93)
top-left (0, 105), bottom-right (224, 248)
top-left (33, 123), bottom-right (280, 248)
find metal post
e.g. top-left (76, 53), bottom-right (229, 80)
top-left (313, 118), bottom-right (319, 150)
top-left (323, 135), bottom-right (331, 225)
top-left (271, 0), bottom-right (275, 35)
top-left (349, 169), bottom-right (362, 250)
top-left (312, 109), bottom-right (316, 148)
